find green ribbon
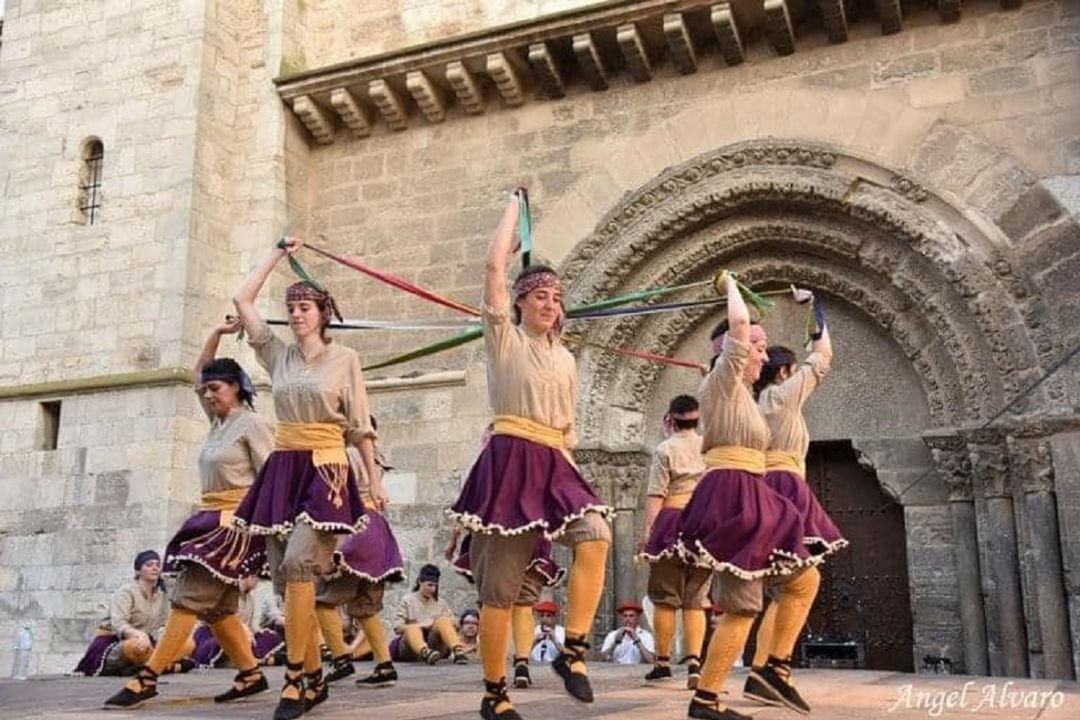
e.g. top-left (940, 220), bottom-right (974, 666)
top-left (363, 327), bottom-right (484, 372)
top-left (518, 188), bottom-right (532, 269)
top-left (276, 237), bottom-right (326, 292)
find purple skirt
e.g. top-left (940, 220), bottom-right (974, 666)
top-left (73, 634), bottom-right (120, 676)
top-left (191, 624), bottom-right (224, 668)
top-left (253, 628), bottom-right (284, 662)
top-left (453, 534), bottom-right (565, 587)
top-left (165, 509), bottom-right (268, 584)
top-left (448, 435), bottom-right (612, 538)
top-left (677, 468), bottom-right (811, 579)
top-left (334, 511), bottom-right (405, 584)
top-left (234, 450), bottom-right (367, 535)
top-left (765, 470), bottom-right (848, 560)
top-left (639, 507), bottom-right (682, 562)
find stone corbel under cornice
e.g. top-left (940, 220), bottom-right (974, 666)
top-left (276, 0), bottom-right (1023, 145)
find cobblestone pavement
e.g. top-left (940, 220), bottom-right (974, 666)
top-left (1, 663), bottom-right (1077, 719)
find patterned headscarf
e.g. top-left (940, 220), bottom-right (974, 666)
top-left (512, 271), bottom-right (564, 335)
top-left (286, 281), bottom-right (343, 325)
top-left (512, 271), bottom-right (562, 300)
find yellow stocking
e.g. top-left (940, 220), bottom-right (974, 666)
top-left (479, 605), bottom-right (514, 714)
top-left (210, 614), bottom-right (258, 671)
top-left (511, 605), bottom-right (534, 661)
top-left (314, 604), bottom-right (348, 658)
top-left (145, 608), bottom-right (198, 675)
top-left (432, 616), bottom-right (462, 650)
top-left (652, 605), bottom-right (676, 662)
top-left (402, 625), bottom-right (427, 656)
top-left (284, 581), bottom-right (316, 667)
top-left (565, 540), bottom-right (608, 674)
top-left (358, 615), bottom-right (390, 664)
top-left (769, 567), bottom-right (820, 664)
top-left (698, 613), bottom-right (755, 696)
top-left (682, 608), bottom-right (707, 660)
top-left (752, 601), bottom-right (778, 668)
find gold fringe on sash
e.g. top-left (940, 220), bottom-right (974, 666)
top-left (765, 450), bottom-right (806, 479)
top-left (275, 421), bottom-right (349, 509)
top-left (703, 445), bottom-right (766, 475)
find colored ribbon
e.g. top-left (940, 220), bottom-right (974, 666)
top-left (517, 188), bottom-right (532, 269)
top-left (298, 241), bottom-right (482, 317)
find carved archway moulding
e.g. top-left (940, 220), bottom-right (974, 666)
top-left (558, 140), bottom-right (1066, 446)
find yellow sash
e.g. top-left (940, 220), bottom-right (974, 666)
top-left (662, 492), bottom-right (692, 510)
top-left (703, 445), bottom-right (766, 475)
top-left (275, 422), bottom-right (348, 467)
top-left (765, 450), bottom-right (806, 479)
top-left (201, 488), bottom-right (249, 527)
top-left (493, 415), bottom-right (565, 450)
top-left (274, 421), bottom-right (349, 508)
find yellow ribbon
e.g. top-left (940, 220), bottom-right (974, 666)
top-left (662, 492), bottom-right (692, 510)
top-left (703, 445), bottom-right (766, 475)
top-left (274, 421), bottom-right (349, 509)
top-left (765, 450), bottom-right (806, 479)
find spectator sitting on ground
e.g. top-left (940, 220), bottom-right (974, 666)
top-left (530, 600), bottom-right (565, 665)
top-left (600, 601), bottom-right (656, 665)
top-left (389, 564), bottom-right (469, 664)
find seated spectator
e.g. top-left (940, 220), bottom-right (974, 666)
top-left (600, 601), bottom-right (656, 665)
top-left (74, 551), bottom-right (191, 676)
top-left (530, 600), bottom-right (565, 665)
top-left (389, 564), bottom-right (468, 664)
top-left (457, 609), bottom-right (481, 660)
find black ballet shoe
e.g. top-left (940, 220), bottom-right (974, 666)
top-left (551, 636), bottom-right (593, 703)
top-left (480, 678), bottom-right (524, 720)
top-left (272, 663), bottom-right (305, 720)
top-left (103, 667), bottom-right (158, 709)
top-left (214, 666), bottom-right (268, 703)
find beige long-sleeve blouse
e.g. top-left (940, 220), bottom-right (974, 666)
top-left (697, 334), bottom-right (770, 452)
top-left (482, 300), bottom-right (578, 447)
top-left (758, 352), bottom-right (830, 457)
top-left (195, 398), bottom-right (275, 494)
top-left (109, 581), bottom-right (168, 639)
top-left (247, 320), bottom-right (375, 445)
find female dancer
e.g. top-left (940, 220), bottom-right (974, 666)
top-left (743, 298), bottom-right (845, 713)
top-left (449, 192), bottom-right (612, 720)
top-left (232, 238), bottom-right (386, 720)
top-left (104, 319), bottom-right (274, 708)
top-left (677, 273), bottom-right (810, 720)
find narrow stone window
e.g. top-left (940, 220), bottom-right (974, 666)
top-left (40, 400), bottom-right (62, 451)
top-left (78, 138), bottom-right (104, 225)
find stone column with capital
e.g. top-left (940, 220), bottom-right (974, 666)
top-left (1007, 431), bottom-right (1075, 680)
top-left (967, 431), bottom-right (1029, 678)
top-left (926, 431), bottom-right (989, 675)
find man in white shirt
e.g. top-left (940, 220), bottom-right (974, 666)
top-left (600, 601), bottom-right (656, 664)
top-left (529, 600), bottom-right (565, 665)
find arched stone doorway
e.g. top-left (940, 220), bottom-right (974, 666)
top-left (561, 139), bottom-right (1078, 677)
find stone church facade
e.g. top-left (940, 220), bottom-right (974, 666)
top-left (0, 0), bottom-right (1078, 679)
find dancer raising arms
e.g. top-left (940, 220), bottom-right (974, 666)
top-left (105, 319), bottom-right (273, 708)
top-left (449, 192), bottom-right (613, 720)
top-left (743, 297), bottom-right (845, 714)
top-left (677, 274), bottom-right (810, 720)
top-left (232, 238), bottom-right (387, 720)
